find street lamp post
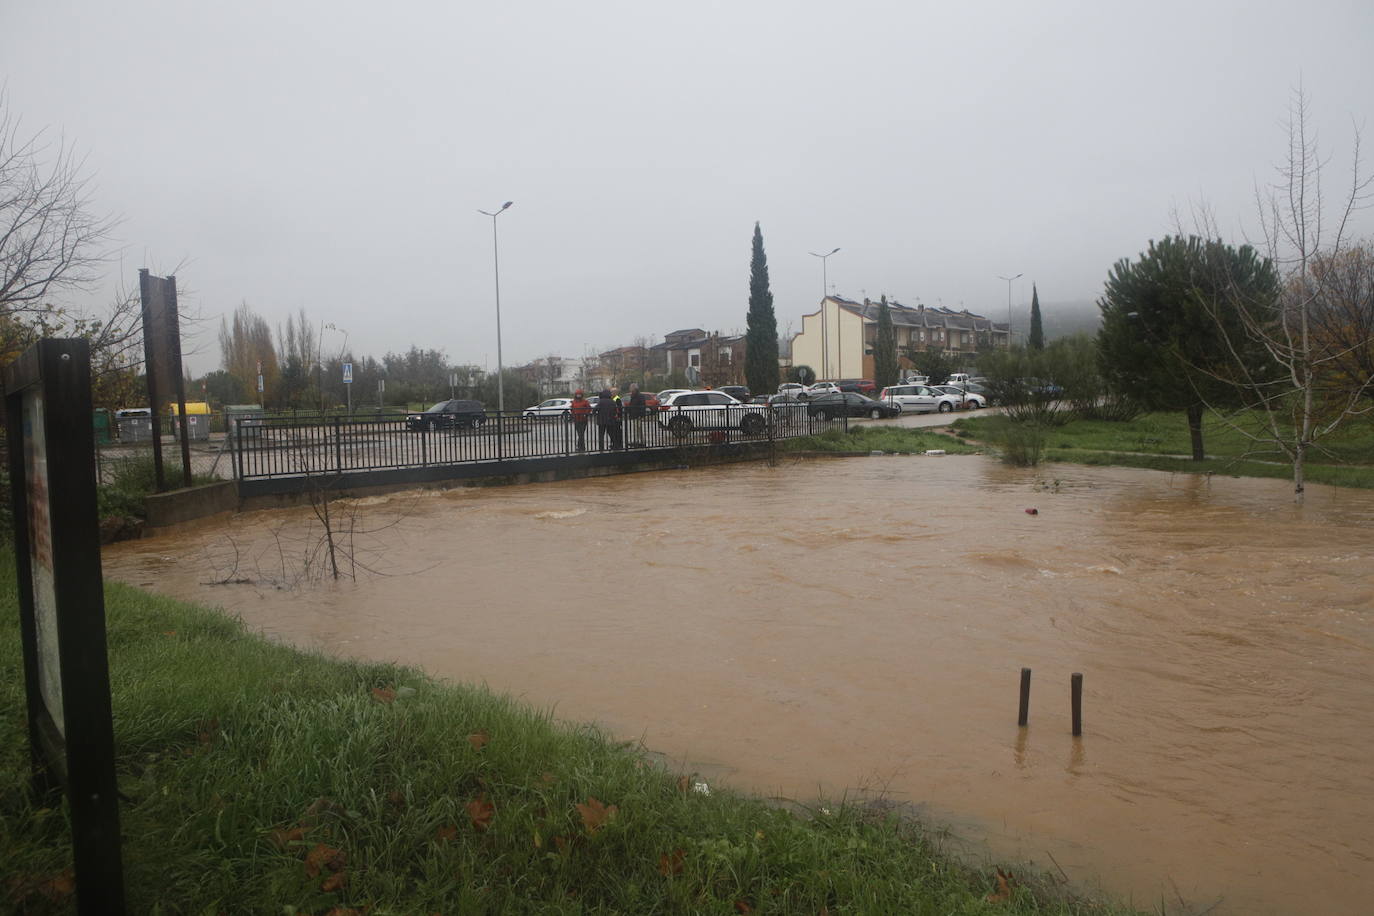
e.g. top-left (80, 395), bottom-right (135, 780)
top-left (998, 273), bottom-right (1022, 348)
top-left (479, 201), bottom-right (514, 415)
top-left (810, 248), bottom-right (840, 379)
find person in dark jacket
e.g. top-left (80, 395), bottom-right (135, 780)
top-left (625, 382), bottom-right (648, 447)
top-left (569, 389), bottom-right (593, 451)
top-left (595, 387), bottom-right (622, 450)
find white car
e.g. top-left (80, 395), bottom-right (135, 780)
top-left (775, 383), bottom-right (806, 400)
top-left (876, 384), bottom-right (962, 413)
top-left (932, 385), bottom-right (987, 409)
top-left (523, 397), bottom-right (574, 420)
top-left (658, 390), bottom-right (768, 438)
top-left (798, 381), bottom-right (840, 400)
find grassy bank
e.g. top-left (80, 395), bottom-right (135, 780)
top-left (777, 424), bottom-right (979, 455)
top-left (951, 411), bottom-right (1374, 489)
top-left (0, 557), bottom-right (1135, 914)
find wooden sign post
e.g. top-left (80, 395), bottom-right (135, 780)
top-left (5, 338), bottom-right (125, 914)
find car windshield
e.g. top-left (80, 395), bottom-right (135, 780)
top-left (424, 401), bottom-right (450, 413)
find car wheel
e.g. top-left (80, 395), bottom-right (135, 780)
top-left (740, 413), bottom-right (765, 436)
top-left (970, 400), bottom-right (982, 409)
top-left (667, 416), bottom-right (692, 439)
top-left (938, 402), bottom-right (953, 413)
top-left (868, 407), bottom-right (883, 420)
top-left (890, 402), bottom-right (902, 414)
top-left (561, 409), bottom-right (571, 420)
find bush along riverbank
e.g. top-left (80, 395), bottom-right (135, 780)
top-left (1, 557), bottom-right (1138, 914)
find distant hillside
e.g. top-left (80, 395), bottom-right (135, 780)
top-left (1012, 299), bottom-right (1101, 341)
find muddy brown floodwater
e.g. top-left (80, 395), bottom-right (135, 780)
top-left (104, 456), bottom-right (1374, 915)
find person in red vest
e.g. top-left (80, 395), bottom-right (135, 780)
top-left (569, 390), bottom-right (593, 451)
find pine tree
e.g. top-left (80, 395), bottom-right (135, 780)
top-left (873, 295), bottom-right (898, 390)
top-left (744, 222), bottom-right (780, 395)
top-left (1028, 284), bottom-right (1045, 351)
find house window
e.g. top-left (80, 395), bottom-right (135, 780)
top-left (690, 354), bottom-right (700, 367)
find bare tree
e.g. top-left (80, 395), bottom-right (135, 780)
top-left (0, 90), bottom-right (117, 322)
top-left (1208, 87), bottom-right (1374, 503)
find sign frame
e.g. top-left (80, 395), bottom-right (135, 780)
top-left (5, 338), bottom-right (125, 913)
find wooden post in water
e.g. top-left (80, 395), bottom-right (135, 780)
top-left (1017, 667), bottom-right (1031, 726)
top-left (1071, 672), bottom-right (1083, 736)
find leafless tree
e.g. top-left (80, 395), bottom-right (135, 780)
top-left (1197, 87), bottom-right (1373, 503)
top-left (0, 90), bottom-right (117, 323)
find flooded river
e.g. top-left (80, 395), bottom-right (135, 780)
top-left (104, 456), bottom-right (1374, 914)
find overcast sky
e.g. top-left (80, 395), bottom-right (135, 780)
top-left (4, 0), bottom-right (1373, 376)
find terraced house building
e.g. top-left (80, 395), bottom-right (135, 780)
top-left (792, 296), bottom-right (1008, 381)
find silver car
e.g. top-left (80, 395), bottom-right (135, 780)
top-left (875, 384), bottom-right (961, 413)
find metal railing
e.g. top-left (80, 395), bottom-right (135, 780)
top-left (232, 403), bottom-right (845, 481)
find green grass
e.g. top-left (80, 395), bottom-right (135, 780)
top-left (97, 454), bottom-right (221, 521)
top-left (951, 411), bottom-right (1374, 488)
top-left (0, 556), bottom-right (1135, 914)
top-left (777, 425), bottom-right (980, 455)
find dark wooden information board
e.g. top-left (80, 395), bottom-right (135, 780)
top-left (5, 338), bottom-right (125, 914)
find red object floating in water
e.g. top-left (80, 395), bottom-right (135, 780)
top-left (1025, 508), bottom-right (1038, 515)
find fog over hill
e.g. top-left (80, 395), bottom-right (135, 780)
top-left (1013, 299), bottom-right (1102, 342)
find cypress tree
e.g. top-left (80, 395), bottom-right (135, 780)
top-left (745, 222), bottom-right (780, 395)
top-left (873, 295), bottom-right (898, 390)
top-left (1028, 284), bottom-right (1045, 351)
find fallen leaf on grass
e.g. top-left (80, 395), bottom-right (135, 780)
top-left (540, 771), bottom-right (557, 785)
top-left (271, 826), bottom-right (306, 850)
top-left (677, 775), bottom-right (691, 795)
top-left (196, 717), bottom-right (220, 747)
top-left (734, 901), bottom-right (754, 914)
top-left (435, 825), bottom-right (458, 842)
top-left (162, 630), bottom-right (177, 636)
top-left (986, 867), bottom-right (1016, 903)
top-left (304, 843), bottom-right (346, 878)
top-left (385, 790), bottom-right (406, 808)
top-left (467, 729), bottom-right (490, 750)
top-left (37, 870), bottom-right (75, 902)
top-left (466, 794), bottom-right (495, 831)
top-left (321, 870), bottom-right (348, 892)
top-left (576, 797), bottom-right (618, 835)
top-left (657, 848), bottom-right (685, 876)
top-left (553, 834), bottom-right (571, 854)
top-left (323, 909), bottom-right (363, 916)
top-left (371, 686), bottom-right (396, 705)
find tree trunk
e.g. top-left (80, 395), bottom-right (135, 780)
top-left (1186, 403), bottom-right (1205, 461)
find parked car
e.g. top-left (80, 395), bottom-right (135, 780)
top-left (798, 381), bottom-right (840, 400)
top-left (876, 384), bottom-right (961, 414)
top-left (901, 374), bottom-right (929, 385)
top-left (836, 379), bottom-right (876, 394)
top-left (657, 389), bottom-right (691, 405)
top-left (657, 390), bottom-right (769, 438)
top-left (407, 399), bottom-right (486, 431)
top-left (1021, 378), bottom-right (1064, 397)
top-left (717, 385), bottom-right (751, 401)
top-left (806, 392), bottom-right (901, 421)
top-left (775, 383), bottom-right (806, 400)
top-left (523, 397), bottom-right (573, 420)
top-left (946, 373), bottom-right (972, 386)
top-left (932, 385), bottom-right (987, 409)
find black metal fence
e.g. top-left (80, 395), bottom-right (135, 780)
top-left (232, 403), bottom-right (844, 481)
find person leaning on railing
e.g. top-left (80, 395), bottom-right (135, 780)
top-left (625, 383), bottom-right (649, 448)
top-left (570, 390), bottom-right (593, 452)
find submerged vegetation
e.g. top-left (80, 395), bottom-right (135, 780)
top-left (0, 557), bottom-right (1137, 913)
top-left (777, 424), bottom-right (977, 455)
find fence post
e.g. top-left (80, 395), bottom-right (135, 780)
top-left (1071, 673), bottom-right (1083, 736)
top-left (333, 416), bottom-right (343, 474)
